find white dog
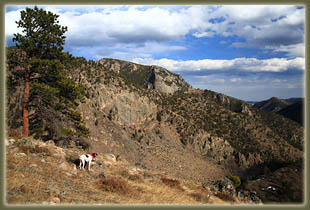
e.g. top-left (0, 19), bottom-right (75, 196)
top-left (79, 153), bottom-right (97, 170)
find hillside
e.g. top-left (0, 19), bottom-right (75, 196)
top-left (276, 100), bottom-right (304, 125)
top-left (6, 47), bottom-right (304, 204)
top-left (6, 137), bottom-right (262, 205)
top-left (253, 97), bottom-right (291, 112)
top-left (254, 97), bottom-right (304, 126)
top-left (284, 98), bottom-right (303, 103)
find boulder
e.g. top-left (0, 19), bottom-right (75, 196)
top-left (52, 197), bottom-right (60, 204)
top-left (59, 162), bottom-right (71, 171)
top-left (104, 153), bottom-right (117, 162)
top-left (16, 153), bottom-right (27, 157)
top-left (128, 166), bottom-right (140, 175)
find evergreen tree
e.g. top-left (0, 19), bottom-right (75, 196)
top-left (12, 6), bottom-right (67, 137)
top-left (9, 6), bottom-right (88, 144)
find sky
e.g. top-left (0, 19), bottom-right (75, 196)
top-left (5, 5), bottom-right (305, 101)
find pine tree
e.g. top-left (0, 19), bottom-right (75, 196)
top-left (12, 6), bottom-right (67, 137)
top-left (10, 6), bottom-right (88, 145)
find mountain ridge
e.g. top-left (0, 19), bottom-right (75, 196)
top-left (6, 48), bottom-right (304, 204)
top-left (253, 97), bottom-right (291, 112)
top-left (253, 97), bottom-right (304, 125)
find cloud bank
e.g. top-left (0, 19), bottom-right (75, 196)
top-left (5, 5), bottom-right (305, 60)
top-left (132, 57), bottom-right (305, 74)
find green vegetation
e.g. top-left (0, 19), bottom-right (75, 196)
top-left (227, 174), bottom-right (241, 188)
top-left (156, 88), bottom-right (303, 164)
top-left (11, 6), bottom-right (68, 137)
top-left (7, 6), bottom-right (89, 145)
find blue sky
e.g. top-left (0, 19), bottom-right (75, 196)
top-left (5, 5), bottom-right (305, 101)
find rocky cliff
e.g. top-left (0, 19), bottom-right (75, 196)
top-left (98, 58), bottom-right (191, 94)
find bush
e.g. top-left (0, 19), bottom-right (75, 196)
top-left (227, 174), bottom-right (241, 188)
top-left (128, 174), bottom-right (142, 182)
top-left (75, 123), bottom-right (90, 137)
top-left (68, 111), bottom-right (82, 122)
top-left (16, 138), bottom-right (50, 155)
top-left (16, 138), bottom-right (35, 154)
top-left (101, 177), bottom-right (131, 194)
top-left (161, 177), bottom-right (182, 190)
top-left (60, 126), bottom-right (75, 136)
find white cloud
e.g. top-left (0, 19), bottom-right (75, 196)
top-left (230, 78), bottom-right (241, 83)
top-left (88, 42), bottom-right (186, 61)
top-left (50, 6), bottom-right (209, 46)
top-left (5, 5), bottom-right (304, 61)
top-left (194, 5), bottom-right (305, 56)
top-left (132, 57), bottom-right (305, 73)
top-left (5, 5), bottom-right (209, 60)
top-left (193, 31), bottom-right (215, 38)
top-left (269, 43), bottom-right (305, 58)
top-left (5, 9), bottom-right (23, 36)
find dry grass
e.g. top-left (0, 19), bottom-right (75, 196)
top-left (127, 181), bottom-right (196, 204)
top-left (189, 192), bottom-right (202, 200)
top-left (215, 192), bottom-right (236, 202)
top-left (15, 138), bottom-right (52, 156)
top-left (5, 137), bottom-right (240, 205)
top-left (119, 169), bottom-right (143, 182)
top-left (7, 128), bottom-right (22, 139)
top-left (160, 177), bottom-right (183, 191)
top-left (6, 154), bottom-right (55, 204)
top-left (128, 174), bottom-right (143, 182)
top-left (189, 192), bottom-right (207, 202)
top-left (100, 177), bottom-right (133, 195)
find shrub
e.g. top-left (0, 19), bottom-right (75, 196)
top-left (7, 128), bottom-right (22, 139)
top-left (75, 123), bottom-right (90, 137)
top-left (161, 177), bottom-right (182, 190)
top-left (68, 111), bottom-right (82, 122)
top-left (101, 177), bottom-right (131, 195)
top-left (16, 138), bottom-right (35, 153)
top-left (227, 174), bottom-right (241, 188)
top-left (32, 145), bottom-right (50, 155)
top-left (60, 126), bottom-right (75, 136)
top-left (128, 174), bottom-right (142, 182)
top-left (16, 138), bottom-right (50, 155)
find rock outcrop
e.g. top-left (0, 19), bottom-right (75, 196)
top-left (98, 58), bottom-right (191, 94)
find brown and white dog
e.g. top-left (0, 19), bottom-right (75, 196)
top-left (79, 153), bottom-right (97, 170)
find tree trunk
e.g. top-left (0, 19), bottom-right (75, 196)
top-left (22, 64), bottom-right (30, 137)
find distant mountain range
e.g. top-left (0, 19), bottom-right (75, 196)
top-left (251, 97), bottom-right (303, 125)
top-left (247, 97), bottom-right (302, 105)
